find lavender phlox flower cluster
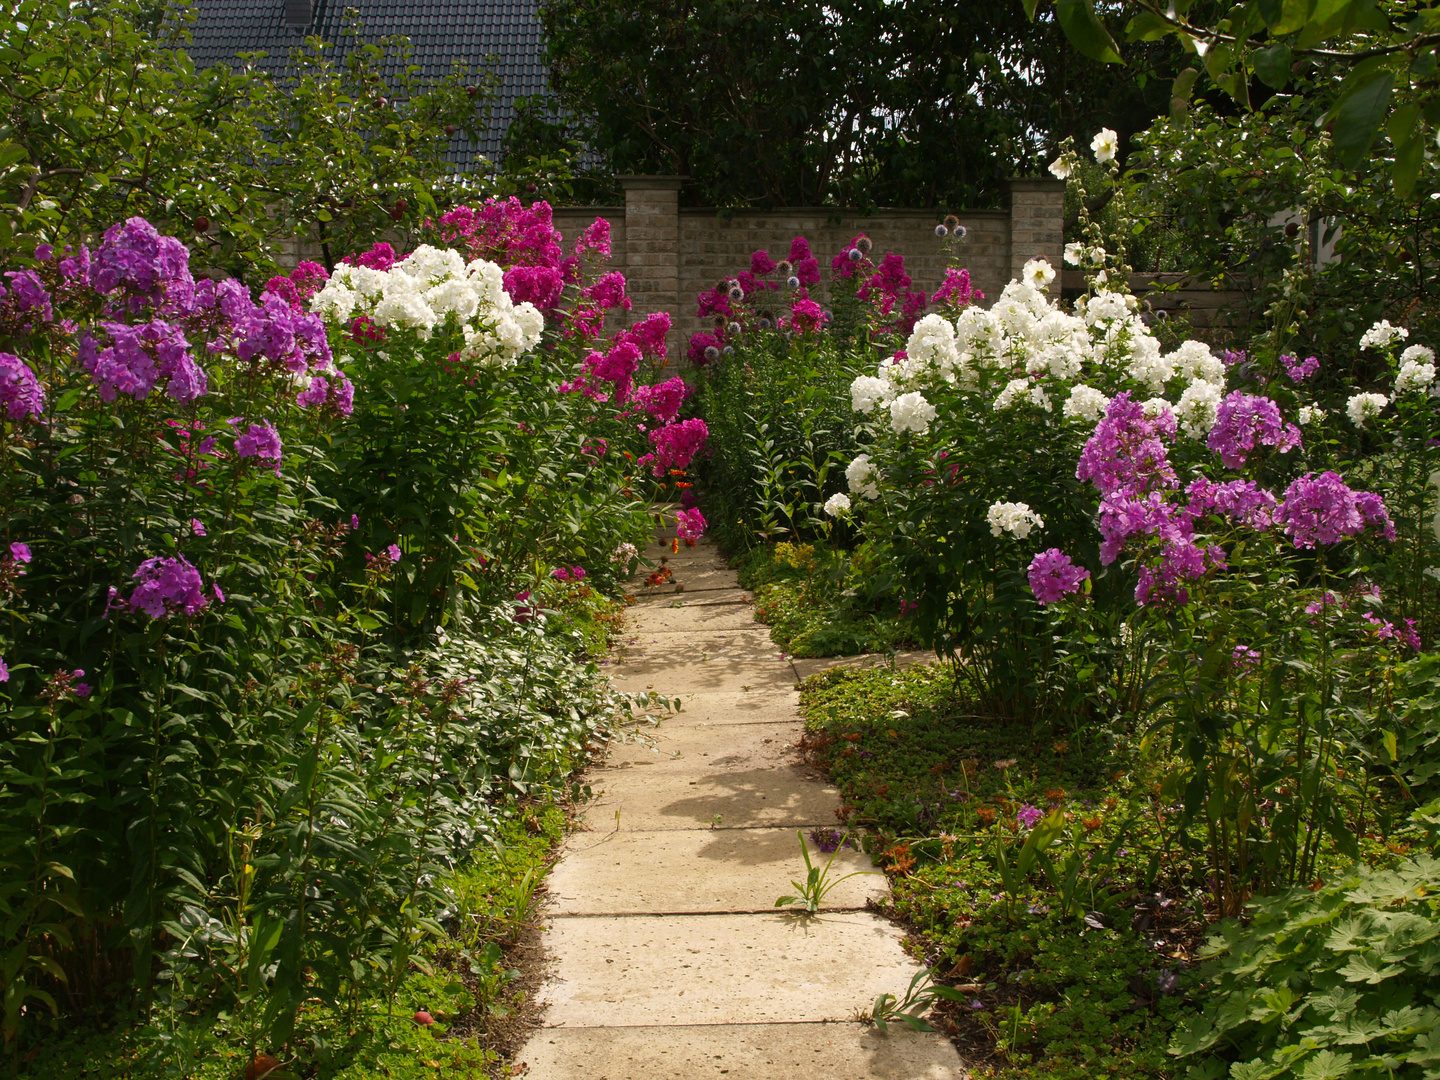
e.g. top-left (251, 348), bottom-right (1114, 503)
top-left (1281, 354), bottom-right (1319, 383)
top-left (295, 373), bottom-right (355, 417)
top-left (4, 269), bottom-right (53, 324)
top-left (1276, 471), bottom-right (1395, 548)
top-left (1205, 392), bottom-right (1301, 469)
top-left (1027, 548), bottom-right (1090, 605)
top-left (128, 555), bottom-right (210, 618)
top-left (79, 319), bottom-right (207, 403)
top-left (0, 352), bottom-right (45, 420)
top-left (1134, 539), bottom-right (1223, 607)
top-left (234, 290), bottom-right (334, 375)
top-left (89, 218), bottom-right (197, 318)
top-left (1076, 393), bottom-right (1178, 499)
top-left (234, 420), bottom-right (283, 474)
top-left (1186, 478), bottom-right (1279, 530)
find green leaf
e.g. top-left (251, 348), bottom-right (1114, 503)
top-left (1126, 11), bottom-right (1174, 40)
top-left (1253, 43), bottom-right (1293, 89)
top-left (1022, 0), bottom-right (1041, 20)
top-left (1054, 0), bottom-right (1123, 64)
top-left (1330, 68), bottom-right (1394, 170)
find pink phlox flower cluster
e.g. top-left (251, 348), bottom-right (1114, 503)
top-left (565, 305), bottom-right (605, 341)
top-left (1232, 645), bottom-right (1261, 670)
top-left (129, 555), bottom-right (210, 618)
top-left (790, 298), bottom-right (824, 334)
top-left (751, 250), bottom-right (777, 276)
top-left (1281, 354), bottom-right (1319, 383)
top-left (342, 241), bottom-right (397, 271)
top-left (1276, 471), bottom-right (1396, 548)
top-left (503, 264), bottom-right (566, 310)
top-left (1027, 548), bottom-right (1090, 605)
top-left (932, 268), bottom-right (982, 309)
top-left (1186, 478), bottom-right (1280, 530)
top-left (584, 271), bottom-right (632, 312)
top-left (643, 418), bottom-right (709, 476)
top-left (1361, 612), bottom-right (1422, 651)
top-left (1206, 392), bottom-right (1301, 469)
top-left (676, 506), bottom-right (707, 540)
top-left (1016, 804), bottom-right (1043, 830)
top-left (0, 352), bottom-right (45, 420)
top-left (631, 377), bottom-right (689, 423)
top-left (1077, 393), bottom-right (1179, 499)
top-left (582, 437), bottom-right (608, 458)
top-left (79, 319), bottom-right (207, 403)
top-left (552, 565), bottom-right (587, 581)
top-left (234, 420), bottom-right (283, 473)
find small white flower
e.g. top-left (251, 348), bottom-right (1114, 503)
top-left (850, 375), bottom-right (893, 414)
top-left (1048, 157), bottom-right (1073, 180)
top-left (823, 492), bottom-right (852, 517)
top-left (846, 454), bottom-right (881, 499)
top-left (1175, 381), bottom-right (1222, 438)
top-left (1347, 391), bottom-right (1389, 428)
top-left (986, 501), bottom-right (1044, 539)
top-left (1298, 405), bottom-right (1323, 426)
top-left (1359, 320), bottom-right (1409, 351)
top-left (1062, 384), bottom-right (1110, 423)
top-left (1396, 359), bottom-right (1436, 395)
top-left (1091, 128), bottom-right (1119, 163)
top-left (889, 391), bottom-right (937, 435)
top-left (1022, 258), bottom-right (1056, 290)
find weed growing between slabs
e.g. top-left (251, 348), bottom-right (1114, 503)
top-left (798, 663), bottom-right (1430, 1080)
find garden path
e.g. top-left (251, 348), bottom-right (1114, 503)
top-left (515, 533), bottom-right (965, 1078)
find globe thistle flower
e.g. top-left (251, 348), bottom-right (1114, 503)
top-left (855, 236), bottom-right (873, 254)
top-left (944, 215), bottom-right (960, 230)
top-left (786, 275), bottom-right (800, 290)
top-left (935, 224), bottom-right (949, 237)
top-left (847, 248), bottom-right (863, 262)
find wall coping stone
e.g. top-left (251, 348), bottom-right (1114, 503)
top-left (618, 175), bottom-right (687, 191)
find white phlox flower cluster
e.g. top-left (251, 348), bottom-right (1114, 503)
top-left (889, 391), bottom-right (937, 434)
top-left (823, 492), bottom-right (852, 517)
top-left (1360, 320), bottom-right (1409, 351)
top-left (1396, 345), bottom-right (1437, 394)
top-left (987, 501), bottom-right (1044, 539)
top-left (309, 245), bottom-right (544, 365)
top-left (1126, 331), bottom-right (1173, 392)
top-left (907, 314), bottom-right (962, 380)
top-left (850, 374), bottom-right (894, 414)
top-left (1078, 290), bottom-right (1133, 327)
top-left (1168, 340), bottom-right (1225, 387)
top-left (993, 377), bottom-right (1051, 412)
top-left (1062, 384), bottom-right (1110, 423)
top-left (1298, 406), bottom-right (1323, 426)
top-left (1175, 381), bottom-right (1223, 439)
top-left (846, 454), bottom-right (881, 499)
top-left (1347, 392), bottom-right (1389, 428)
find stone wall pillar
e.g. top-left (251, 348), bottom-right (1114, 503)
top-left (619, 175), bottom-right (684, 359)
top-left (1007, 177), bottom-right (1066, 283)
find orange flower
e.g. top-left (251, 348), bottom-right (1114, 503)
top-left (1044, 787), bottom-right (1067, 803)
top-left (975, 806), bottom-right (997, 825)
top-left (1081, 815), bottom-right (1103, 832)
top-left (883, 842), bottom-right (916, 875)
top-left (674, 481), bottom-right (693, 489)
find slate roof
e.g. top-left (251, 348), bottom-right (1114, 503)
top-left (184, 0), bottom-right (551, 167)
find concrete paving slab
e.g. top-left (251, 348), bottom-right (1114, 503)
top-left (617, 627), bottom-right (779, 666)
top-left (627, 601), bottom-right (761, 633)
top-left (609, 654), bottom-right (796, 696)
top-left (659, 690), bottom-right (802, 725)
top-left (603, 720), bottom-right (801, 770)
top-left (547, 828), bottom-right (884, 914)
top-left (790, 651), bottom-right (936, 683)
top-left (516, 1022), bottom-right (966, 1079)
top-left (538, 911), bottom-right (925, 1026)
top-left (636, 566), bottom-right (743, 594)
top-left (585, 763), bottom-right (842, 831)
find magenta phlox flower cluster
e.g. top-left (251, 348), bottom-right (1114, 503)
top-left (787, 238), bottom-right (821, 287)
top-left (587, 339), bottom-right (642, 400)
top-left (676, 506), bottom-right (707, 540)
top-left (234, 420), bottom-right (283, 472)
top-left (88, 218), bottom-right (192, 311)
top-left (435, 199), bottom-right (568, 277)
top-left (584, 271), bottom-right (631, 312)
top-left (1027, 548), bottom-right (1090, 605)
top-left (503, 264), bottom-right (566, 310)
top-left (831, 235), bottom-right (872, 280)
top-left (552, 565), bottom-right (587, 581)
top-left (790, 298), bottom-right (824, 334)
top-left (1281, 354), bottom-right (1319, 383)
top-left (128, 555), bottom-right (210, 618)
top-left (631, 377), bottom-right (688, 423)
top-left (1077, 393), bottom-right (1179, 498)
top-left (0, 352), bottom-right (45, 421)
top-left (344, 241), bottom-right (397, 271)
top-left (644, 418), bottom-right (709, 477)
top-left (80, 319), bottom-right (207, 403)
top-left (686, 330), bottom-right (724, 367)
top-left (695, 284), bottom-right (733, 321)
top-left (751, 250), bottom-right (777, 276)
top-left (1276, 471), bottom-right (1396, 548)
top-left (1186, 478), bottom-right (1280, 530)
top-left (264, 261), bottom-right (329, 312)
top-left (622, 312), bottom-right (670, 362)
top-left (1361, 612), bottom-right (1422, 651)
top-left (858, 252), bottom-right (912, 306)
top-left (1206, 392), bottom-right (1301, 469)
top-left (576, 217), bottom-right (612, 262)
top-left (932, 268), bottom-right (982, 309)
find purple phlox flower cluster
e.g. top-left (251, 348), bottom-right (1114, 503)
top-left (1186, 478), bottom-right (1280, 530)
top-left (1135, 540), bottom-right (1224, 607)
top-left (1016, 803), bottom-right (1044, 830)
top-left (751, 250), bottom-right (777, 276)
top-left (234, 420), bottom-right (283, 473)
top-left (680, 488), bottom-right (701, 510)
top-left (88, 218), bottom-right (193, 312)
top-left (642, 418), bottom-right (709, 477)
top-left (1276, 471), bottom-right (1395, 548)
top-left (790, 297), bottom-right (824, 334)
top-left (584, 270), bottom-right (632, 312)
top-left (0, 352), bottom-right (45, 421)
top-left (235, 290), bottom-right (333, 375)
top-left (4, 269), bottom-right (53, 324)
top-left (503, 264), bottom-right (566, 310)
top-left (932, 267), bottom-right (982, 309)
top-left (1222, 349), bottom-right (1248, 369)
top-left (1232, 645), bottom-right (1260, 671)
top-left (10, 542), bottom-right (31, 566)
top-left (1281, 354), bottom-right (1319, 383)
top-left (676, 506), bottom-right (707, 541)
top-left (296, 373), bottom-right (356, 417)
top-left (1361, 612), bottom-right (1422, 651)
top-left (79, 319), bottom-right (206, 403)
top-left (1096, 491), bottom-right (1193, 565)
top-left (552, 565), bottom-right (588, 582)
top-left (1206, 392), bottom-right (1301, 469)
top-left (631, 377), bottom-right (689, 423)
top-left (1027, 548), bottom-right (1090, 605)
top-left (128, 555), bottom-right (210, 618)
top-left (1077, 393), bottom-right (1179, 499)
